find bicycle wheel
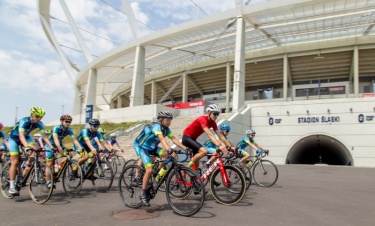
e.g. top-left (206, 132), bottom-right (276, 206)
top-left (28, 163), bottom-right (53, 204)
top-left (62, 160), bottom-right (83, 197)
top-left (91, 161), bottom-right (114, 192)
top-left (252, 159), bottom-right (278, 187)
top-left (115, 155), bottom-right (126, 173)
top-left (108, 157), bottom-right (117, 176)
top-left (123, 159), bottom-right (137, 169)
top-left (165, 165), bottom-right (205, 217)
top-left (233, 161), bottom-right (252, 190)
top-left (0, 162), bottom-right (14, 199)
top-left (210, 165), bottom-right (246, 205)
top-left (118, 164), bottom-right (143, 208)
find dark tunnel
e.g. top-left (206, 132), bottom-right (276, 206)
top-left (286, 134), bottom-right (353, 166)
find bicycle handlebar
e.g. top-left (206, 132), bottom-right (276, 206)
top-left (163, 149), bottom-right (189, 164)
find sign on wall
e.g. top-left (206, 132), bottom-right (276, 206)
top-left (85, 105), bottom-right (93, 123)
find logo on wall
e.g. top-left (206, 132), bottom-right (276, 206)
top-left (358, 114), bottom-right (364, 123)
top-left (269, 117), bottom-right (274, 125)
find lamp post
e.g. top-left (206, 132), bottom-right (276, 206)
top-left (62, 105), bottom-right (64, 115)
top-left (15, 106), bottom-right (18, 124)
top-left (79, 92), bottom-right (84, 132)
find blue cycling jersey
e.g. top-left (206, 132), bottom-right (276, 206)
top-left (236, 136), bottom-right (256, 150)
top-left (9, 117), bottom-right (45, 141)
top-left (136, 123), bottom-right (173, 151)
top-left (77, 128), bottom-right (104, 151)
top-left (0, 131), bottom-right (6, 141)
top-left (203, 134), bottom-right (227, 149)
top-left (107, 138), bottom-right (118, 146)
top-left (50, 125), bottom-right (75, 145)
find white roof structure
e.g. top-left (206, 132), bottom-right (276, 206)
top-left (38, 0), bottom-right (375, 112)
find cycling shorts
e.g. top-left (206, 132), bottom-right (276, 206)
top-left (139, 147), bottom-right (165, 168)
top-left (8, 136), bottom-right (35, 156)
top-left (44, 144), bottom-right (68, 160)
top-left (237, 149), bottom-right (249, 158)
top-left (182, 135), bottom-right (203, 155)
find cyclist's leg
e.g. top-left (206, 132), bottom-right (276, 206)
top-left (182, 135), bottom-right (207, 168)
top-left (22, 141), bottom-right (39, 176)
top-left (204, 147), bottom-right (217, 166)
top-left (8, 138), bottom-right (20, 194)
top-left (239, 151), bottom-right (250, 165)
top-left (44, 144), bottom-right (55, 188)
top-left (139, 148), bottom-right (154, 206)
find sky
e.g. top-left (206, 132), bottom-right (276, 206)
top-left (0, 0), bottom-right (266, 126)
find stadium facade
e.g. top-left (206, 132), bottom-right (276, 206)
top-left (39, 0), bottom-right (375, 167)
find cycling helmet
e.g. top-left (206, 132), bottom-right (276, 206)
top-left (98, 128), bottom-right (106, 134)
top-left (89, 118), bottom-right (100, 126)
top-left (206, 104), bottom-right (221, 113)
top-left (246, 129), bottom-right (256, 135)
top-left (60, 114), bottom-right (73, 121)
top-left (30, 106), bottom-right (46, 117)
top-left (110, 133), bottom-right (117, 138)
top-left (157, 111), bottom-right (173, 119)
top-left (151, 117), bottom-right (159, 124)
top-left (34, 133), bottom-right (42, 137)
top-left (219, 123), bottom-right (231, 131)
top-left (44, 130), bottom-right (51, 134)
top-left (0, 122), bottom-right (3, 128)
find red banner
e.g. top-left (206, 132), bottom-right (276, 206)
top-left (362, 93), bottom-right (375, 97)
top-left (168, 100), bottom-right (205, 109)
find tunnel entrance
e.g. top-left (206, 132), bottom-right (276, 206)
top-left (286, 134), bottom-right (353, 166)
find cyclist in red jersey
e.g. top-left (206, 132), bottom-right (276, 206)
top-left (182, 104), bottom-right (233, 168)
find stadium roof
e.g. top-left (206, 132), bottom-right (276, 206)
top-left (39, 0), bottom-right (375, 109)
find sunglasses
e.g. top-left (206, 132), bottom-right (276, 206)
top-left (92, 124), bottom-right (100, 128)
top-left (250, 134), bottom-right (255, 136)
top-left (213, 112), bottom-right (220, 116)
top-left (64, 121), bottom-right (72, 123)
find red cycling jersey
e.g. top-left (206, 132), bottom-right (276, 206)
top-left (183, 115), bottom-right (218, 139)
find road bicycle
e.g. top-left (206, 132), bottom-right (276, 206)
top-left (48, 149), bottom-right (83, 197)
top-left (118, 149), bottom-right (205, 217)
top-left (246, 150), bottom-right (278, 187)
top-left (103, 149), bottom-right (126, 175)
top-left (78, 150), bottom-right (114, 193)
top-left (0, 147), bottom-right (54, 204)
top-left (192, 149), bottom-right (246, 205)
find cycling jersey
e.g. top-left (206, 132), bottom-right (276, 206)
top-left (236, 136), bottom-right (256, 150)
top-left (183, 115), bottom-right (218, 139)
top-left (107, 138), bottom-right (118, 146)
top-left (137, 123), bottom-right (173, 151)
top-left (76, 128), bottom-right (104, 152)
top-left (49, 125), bottom-right (75, 146)
top-left (9, 117), bottom-right (45, 142)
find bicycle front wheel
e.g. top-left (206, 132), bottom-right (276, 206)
top-left (115, 155), bottom-right (126, 173)
top-left (28, 163), bottom-right (53, 204)
top-left (165, 165), bottom-right (205, 217)
top-left (62, 160), bottom-right (83, 197)
top-left (210, 165), bottom-right (246, 205)
top-left (252, 160), bottom-right (278, 187)
top-left (0, 162), bottom-right (14, 199)
top-left (92, 161), bottom-right (114, 193)
top-left (118, 165), bottom-right (143, 208)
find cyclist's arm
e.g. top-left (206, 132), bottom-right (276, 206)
top-left (18, 130), bottom-right (29, 148)
top-left (42, 132), bottom-right (54, 150)
top-left (216, 130), bottom-right (235, 149)
top-left (53, 134), bottom-right (63, 152)
top-left (204, 127), bottom-right (228, 153)
top-left (246, 141), bottom-right (258, 150)
top-left (157, 134), bottom-right (171, 150)
top-left (254, 143), bottom-right (265, 150)
top-left (101, 140), bottom-right (112, 151)
top-left (84, 138), bottom-right (97, 153)
top-left (72, 137), bottom-right (83, 150)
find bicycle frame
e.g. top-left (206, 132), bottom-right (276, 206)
top-left (200, 155), bottom-right (229, 186)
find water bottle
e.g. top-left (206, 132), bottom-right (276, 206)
top-left (54, 162), bottom-right (59, 173)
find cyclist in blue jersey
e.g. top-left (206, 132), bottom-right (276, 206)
top-left (0, 123), bottom-right (9, 160)
top-left (203, 123), bottom-right (234, 167)
top-left (92, 128), bottom-right (108, 151)
top-left (108, 133), bottom-right (124, 152)
top-left (72, 118), bottom-right (112, 178)
top-left (137, 111), bottom-right (189, 206)
top-left (236, 129), bottom-right (265, 167)
top-left (8, 106), bottom-right (54, 195)
top-left (44, 114), bottom-right (83, 188)
top-left (37, 130), bottom-right (51, 149)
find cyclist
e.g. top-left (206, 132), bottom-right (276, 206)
top-left (92, 128), bottom-right (108, 151)
top-left (137, 111), bottom-right (189, 206)
top-left (44, 114), bottom-right (83, 189)
top-left (36, 130), bottom-right (51, 149)
top-left (182, 104), bottom-right (232, 169)
top-left (8, 106), bottom-right (54, 195)
top-left (72, 118), bottom-right (112, 178)
top-left (236, 129), bottom-right (265, 167)
top-left (0, 123), bottom-right (9, 161)
top-left (33, 133), bottom-right (42, 147)
top-left (108, 133), bottom-right (124, 153)
top-left (203, 123), bottom-right (234, 167)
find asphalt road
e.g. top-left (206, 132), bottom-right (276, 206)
top-left (0, 165), bottom-right (374, 226)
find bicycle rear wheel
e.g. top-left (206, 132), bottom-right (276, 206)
top-left (28, 163), bottom-right (53, 204)
top-left (210, 165), bottom-right (246, 205)
top-left (252, 159), bottom-right (278, 187)
top-left (118, 165), bottom-right (143, 208)
top-left (92, 161), bottom-right (114, 192)
top-left (115, 155), bottom-right (126, 173)
top-left (62, 160), bottom-right (83, 197)
top-left (165, 165), bottom-right (205, 217)
top-left (123, 159), bottom-right (137, 169)
top-left (0, 162), bottom-right (14, 199)
top-left (109, 157), bottom-right (117, 176)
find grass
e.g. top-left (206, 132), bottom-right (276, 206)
top-left (1, 120), bottom-right (147, 148)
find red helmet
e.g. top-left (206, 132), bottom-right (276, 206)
top-left (0, 122), bottom-right (3, 128)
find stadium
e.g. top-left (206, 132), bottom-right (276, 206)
top-left (39, 0), bottom-right (375, 167)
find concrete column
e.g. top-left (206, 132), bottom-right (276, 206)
top-left (283, 54), bottom-right (288, 100)
top-left (232, 16), bottom-right (245, 113)
top-left (84, 68), bottom-right (97, 108)
top-left (353, 45), bottom-right (359, 97)
top-left (226, 62), bottom-right (232, 113)
top-left (182, 74), bottom-right (188, 102)
top-left (117, 95), bottom-right (123, 108)
top-left (130, 46), bottom-right (145, 106)
top-left (151, 80), bottom-right (157, 104)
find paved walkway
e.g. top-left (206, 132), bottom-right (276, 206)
top-left (0, 165), bottom-right (374, 226)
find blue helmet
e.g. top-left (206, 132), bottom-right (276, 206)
top-left (219, 123), bottom-right (231, 131)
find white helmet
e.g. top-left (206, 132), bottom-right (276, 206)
top-left (206, 104), bottom-right (221, 113)
top-left (246, 129), bottom-right (256, 135)
top-left (110, 133), bottom-right (117, 138)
